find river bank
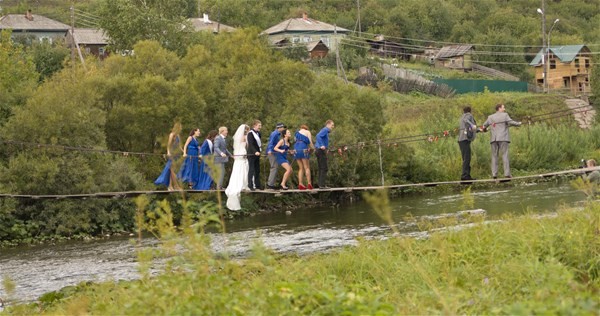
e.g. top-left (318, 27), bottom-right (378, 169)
top-left (0, 174), bottom-right (581, 248)
top-left (1, 182), bottom-right (597, 314)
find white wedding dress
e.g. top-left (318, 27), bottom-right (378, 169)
top-left (225, 124), bottom-right (249, 210)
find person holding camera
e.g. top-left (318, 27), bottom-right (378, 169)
top-left (583, 159), bottom-right (600, 184)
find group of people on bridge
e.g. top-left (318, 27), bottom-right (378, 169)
top-left (153, 103), bottom-right (599, 211)
top-left (154, 119), bottom-right (335, 210)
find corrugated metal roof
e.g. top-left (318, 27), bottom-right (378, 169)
top-left (72, 28), bottom-right (108, 45)
top-left (261, 18), bottom-right (350, 35)
top-left (529, 45), bottom-right (588, 66)
top-left (188, 18), bottom-right (236, 33)
top-left (436, 45), bottom-right (474, 59)
top-left (0, 14), bottom-right (70, 31)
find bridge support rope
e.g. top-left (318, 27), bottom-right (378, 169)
top-left (0, 167), bottom-right (596, 200)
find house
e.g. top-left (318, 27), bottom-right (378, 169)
top-left (306, 40), bottom-right (329, 59)
top-left (435, 45), bottom-right (474, 70)
top-left (261, 13), bottom-right (349, 51)
top-left (529, 45), bottom-right (592, 94)
top-left (67, 28), bottom-right (109, 59)
top-left (0, 10), bottom-right (70, 44)
top-left (188, 14), bottom-right (236, 33)
top-left (366, 35), bottom-right (414, 61)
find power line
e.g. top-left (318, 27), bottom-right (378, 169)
top-left (336, 40), bottom-right (600, 66)
top-left (0, 105), bottom-right (592, 159)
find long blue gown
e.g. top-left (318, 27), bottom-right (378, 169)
top-left (154, 135), bottom-right (180, 187)
top-left (194, 139), bottom-right (214, 190)
top-left (178, 137), bottom-right (200, 186)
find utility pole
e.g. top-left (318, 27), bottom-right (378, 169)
top-left (541, 0), bottom-right (547, 93)
top-left (70, 1), bottom-right (75, 66)
top-left (217, 1), bottom-right (221, 33)
top-left (335, 24), bottom-right (340, 77)
top-left (356, 0), bottom-right (361, 37)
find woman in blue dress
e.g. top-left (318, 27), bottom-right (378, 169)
top-left (273, 129), bottom-right (293, 190)
top-left (294, 124), bottom-right (315, 190)
top-left (194, 130), bottom-right (218, 190)
top-left (154, 122), bottom-right (183, 190)
top-left (178, 128), bottom-right (202, 188)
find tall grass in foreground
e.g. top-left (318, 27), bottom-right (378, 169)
top-left (4, 194), bottom-right (600, 315)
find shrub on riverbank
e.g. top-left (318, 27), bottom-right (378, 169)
top-left (5, 198), bottom-right (599, 314)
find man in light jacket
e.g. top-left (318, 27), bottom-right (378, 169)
top-left (483, 104), bottom-right (521, 179)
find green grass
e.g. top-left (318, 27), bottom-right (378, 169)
top-left (4, 194), bottom-right (600, 315)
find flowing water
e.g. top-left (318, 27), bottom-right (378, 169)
top-left (0, 181), bottom-right (587, 303)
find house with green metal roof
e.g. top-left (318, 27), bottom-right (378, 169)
top-left (530, 45), bottom-right (592, 95)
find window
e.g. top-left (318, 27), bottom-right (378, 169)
top-left (292, 36), bottom-right (299, 43)
top-left (303, 36), bottom-right (311, 43)
top-left (574, 58), bottom-right (580, 68)
top-left (585, 59), bottom-right (590, 68)
top-left (563, 77), bottom-right (570, 88)
top-left (550, 60), bottom-right (556, 69)
top-left (99, 47), bottom-right (105, 56)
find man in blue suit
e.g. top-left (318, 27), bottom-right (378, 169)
top-left (315, 120), bottom-right (334, 189)
top-left (266, 122), bottom-right (286, 189)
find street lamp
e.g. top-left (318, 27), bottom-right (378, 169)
top-left (537, 7), bottom-right (546, 92)
top-left (546, 18), bottom-right (559, 93)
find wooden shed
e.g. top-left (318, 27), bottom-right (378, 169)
top-left (435, 45), bottom-right (474, 70)
top-left (306, 40), bottom-right (329, 59)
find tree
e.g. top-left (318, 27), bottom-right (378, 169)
top-left (0, 30), bottom-right (38, 126)
top-left (30, 39), bottom-right (70, 81)
top-left (0, 66), bottom-right (145, 240)
top-left (590, 55), bottom-right (600, 105)
top-left (97, 0), bottom-right (196, 53)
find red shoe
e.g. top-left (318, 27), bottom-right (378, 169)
top-left (298, 184), bottom-right (307, 190)
top-left (307, 183), bottom-right (313, 190)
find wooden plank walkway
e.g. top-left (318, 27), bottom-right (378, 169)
top-left (0, 167), bottom-right (596, 200)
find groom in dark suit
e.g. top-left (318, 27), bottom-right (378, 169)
top-left (247, 120), bottom-right (262, 190)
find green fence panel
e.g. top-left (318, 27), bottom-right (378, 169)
top-left (433, 79), bottom-right (528, 94)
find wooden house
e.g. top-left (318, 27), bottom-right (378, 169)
top-left (261, 13), bottom-right (349, 51)
top-left (435, 45), bottom-right (474, 70)
top-left (67, 28), bottom-right (109, 59)
top-left (188, 14), bottom-right (236, 33)
top-left (529, 45), bottom-right (592, 94)
top-left (306, 40), bottom-right (329, 59)
top-left (0, 10), bottom-right (69, 44)
top-left (366, 35), bottom-right (412, 61)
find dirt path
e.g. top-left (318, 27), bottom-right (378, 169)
top-left (565, 98), bottom-right (596, 129)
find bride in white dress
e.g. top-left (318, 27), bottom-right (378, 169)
top-left (225, 124), bottom-right (250, 210)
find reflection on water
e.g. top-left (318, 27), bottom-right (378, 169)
top-left (0, 181), bottom-right (586, 302)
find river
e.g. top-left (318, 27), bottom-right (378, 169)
top-left (0, 181), bottom-right (587, 303)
